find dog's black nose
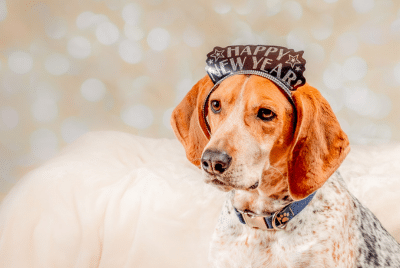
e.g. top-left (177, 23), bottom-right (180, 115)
top-left (201, 149), bottom-right (232, 175)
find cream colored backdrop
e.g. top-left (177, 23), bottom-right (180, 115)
top-left (1, 0), bottom-right (400, 198)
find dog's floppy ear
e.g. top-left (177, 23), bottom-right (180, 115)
top-left (171, 75), bottom-right (213, 167)
top-left (288, 84), bottom-right (350, 200)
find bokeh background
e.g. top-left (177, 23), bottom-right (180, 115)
top-left (1, 0), bottom-right (400, 199)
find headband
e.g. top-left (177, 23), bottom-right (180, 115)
top-left (202, 45), bottom-right (307, 136)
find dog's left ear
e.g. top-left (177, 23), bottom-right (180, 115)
top-left (170, 75), bottom-right (213, 167)
top-left (288, 84), bottom-right (350, 200)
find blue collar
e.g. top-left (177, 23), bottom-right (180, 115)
top-left (234, 191), bottom-right (316, 230)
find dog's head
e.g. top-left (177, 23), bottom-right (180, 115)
top-left (171, 74), bottom-right (350, 215)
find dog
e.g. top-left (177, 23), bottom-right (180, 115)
top-left (171, 74), bottom-right (400, 267)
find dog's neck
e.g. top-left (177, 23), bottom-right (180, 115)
top-left (225, 172), bottom-right (348, 234)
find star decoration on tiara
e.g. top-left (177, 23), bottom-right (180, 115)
top-left (295, 66), bottom-right (302, 71)
top-left (210, 49), bottom-right (225, 61)
top-left (286, 54), bottom-right (301, 68)
top-left (208, 59), bottom-right (214, 64)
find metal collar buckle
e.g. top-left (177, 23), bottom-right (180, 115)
top-left (236, 209), bottom-right (281, 231)
top-left (237, 206), bottom-right (291, 231)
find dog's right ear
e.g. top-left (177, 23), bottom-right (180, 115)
top-left (171, 75), bottom-right (213, 167)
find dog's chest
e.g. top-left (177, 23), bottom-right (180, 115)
top-left (210, 226), bottom-right (326, 268)
top-left (209, 178), bottom-right (358, 268)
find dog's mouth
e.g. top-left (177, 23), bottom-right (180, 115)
top-left (208, 178), bottom-right (259, 191)
top-left (211, 179), bottom-right (227, 186)
top-left (248, 181), bottom-right (259, 190)
top-left (208, 179), bottom-right (233, 192)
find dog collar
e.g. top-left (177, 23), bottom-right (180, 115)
top-left (202, 45), bottom-right (306, 136)
top-left (234, 191), bottom-right (316, 231)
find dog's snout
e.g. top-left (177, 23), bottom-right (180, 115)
top-left (201, 149), bottom-right (232, 175)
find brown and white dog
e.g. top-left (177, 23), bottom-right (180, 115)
top-left (171, 74), bottom-right (400, 267)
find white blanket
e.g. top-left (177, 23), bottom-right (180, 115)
top-left (0, 131), bottom-right (399, 267)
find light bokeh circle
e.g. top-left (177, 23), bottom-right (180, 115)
top-left (352, 0), bottom-right (374, 13)
top-left (147, 28), bottom-right (170, 51)
top-left (8, 51), bottom-right (33, 74)
top-left (323, 63), bottom-right (344, 90)
top-left (393, 62), bottom-right (400, 85)
top-left (121, 104), bottom-right (154, 129)
top-left (0, 0), bottom-right (7, 22)
top-left (122, 3), bottom-right (142, 25)
top-left (80, 78), bottom-right (107, 102)
top-left (68, 36), bottom-right (92, 59)
top-left (342, 56), bottom-right (368, 81)
top-left (96, 21), bottom-right (120, 45)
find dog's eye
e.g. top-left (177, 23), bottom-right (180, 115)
top-left (211, 100), bottom-right (221, 113)
top-left (257, 108), bottom-right (276, 121)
